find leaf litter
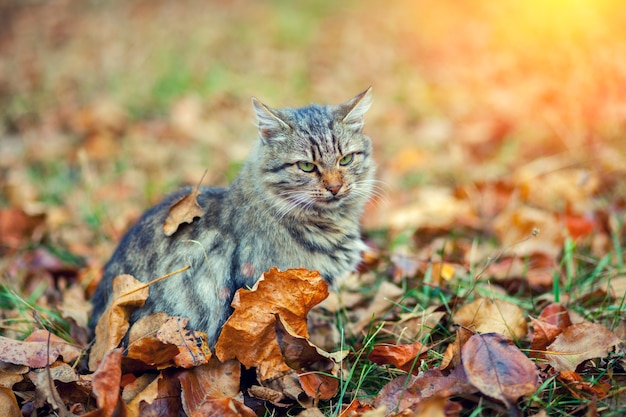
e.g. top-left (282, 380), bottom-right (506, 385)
top-left (2, 0), bottom-right (626, 416)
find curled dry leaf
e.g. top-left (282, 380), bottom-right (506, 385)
top-left (546, 322), bottom-right (622, 373)
top-left (453, 297), bottom-right (528, 340)
top-left (89, 274), bottom-right (149, 371)
top-left (538, 303), bottom-right (572, 330)
top-left (0, 330), bottom-right (82, 368)
top-left (368, 341), bottom-right (428, 374)
top-left (162, 187), bottom-right (204, 236)
top-left (529, 317), bottom-right (562, 360)
top-left (215, 268), bottom-right (328, 381)
top-left (462, 333), bottom-right (538, 409)
top-left (126, 370), bottom-right (184, 417)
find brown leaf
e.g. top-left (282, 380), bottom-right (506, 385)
top-left (546, 322), bottom-right (622, 373)
top-left (453, 298), bottom-right (528, 339)
top-left (275, 316), bottom-right (335, 374)
top-left (178, 357), bottom-right (241, 414)
top-left (0, 207), bottom-right (46, 250)
top-left (126, 315), bottom-right (211, 369)
top-left (162, 187), bottom-right (204, 236)
top-left (90, 348), bottom-right (123, 417)
top-left (89, 274), bottom-right (149, 371)
top-left (462, 333), bottom-right (538, 408)
top-left (215, 268), bottom-right (328, 381)
top-left (538, 303), bottom-right (572, 330)
top-left (29, 366), bottom-right (76, 416)
top-left (0, 331), bottom-right (82, 368)
top-left (529, 317), bottom-right (562, 359)
top-left (126, 370), bottom-right (183, 417)
top-left (188, 397), bottom-right (256, 417)
top-left (0, 387), bottom-right (22, 417)
top-left (374, 367), bottom-right (474, 413)
top-left (368, 341), bottom-right (428, 374)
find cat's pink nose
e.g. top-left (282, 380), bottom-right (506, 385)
top-left (326, 184), bottom-right (342, 195)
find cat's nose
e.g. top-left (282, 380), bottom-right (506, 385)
top-left (326, 184), bottom-right (342, 195)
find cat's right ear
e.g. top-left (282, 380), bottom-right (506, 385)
top-left (252, 98), bottom-right (291, 144)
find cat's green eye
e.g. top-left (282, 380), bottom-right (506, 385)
top-left (297, 161), bottom-right (317, 172)
top-left (339, 153), bottom-right (354, 166)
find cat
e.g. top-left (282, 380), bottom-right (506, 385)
top-left (89, 88), bottom-right (376, 347)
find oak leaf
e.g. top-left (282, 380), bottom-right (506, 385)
top-left (163, 187), bottom-right (204, 236)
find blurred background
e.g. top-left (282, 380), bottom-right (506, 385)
top-left (1, 0), bottom-right (626, 261)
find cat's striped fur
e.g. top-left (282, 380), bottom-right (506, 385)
top-left (89, 88), bottom-right (376, 346)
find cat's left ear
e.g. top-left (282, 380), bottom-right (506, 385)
top-left (252, 97), bottom-right (291, 144)
top-left (337, 86), bottom-right (373, 132)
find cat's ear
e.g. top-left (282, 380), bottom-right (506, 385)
top-left (252, 97), bottom-right (291, 144)
top-left (337, 87), bottom-right (373, 131)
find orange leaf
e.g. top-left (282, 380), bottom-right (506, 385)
top-left (215, 268), bottom-right (328, 381)
top-left (178, 358), bottom-right (241, 413)
top-left (462, 333), bottom-right (538, 408)
top-left (163, 187), bottom-right (204, 236)
top-left (298, 372), bottom-right (339, 400)
top-left (90, 348), bottom-right (124, 417)
top-left (368, 341), bottom-right (428, 373)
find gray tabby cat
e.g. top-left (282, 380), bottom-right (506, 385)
top-left (89, 88), bottom-right (376, 346)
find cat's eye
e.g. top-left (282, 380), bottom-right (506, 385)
top-left (339, 153), bottom-right (354, 166)
top-left (297, 161), bottom-right (317, 172)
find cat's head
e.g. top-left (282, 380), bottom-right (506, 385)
top-left (251, 88), bottom-right (375, 217)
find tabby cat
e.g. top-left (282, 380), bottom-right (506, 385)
top-left (89, 88), bottom-right (376, 346)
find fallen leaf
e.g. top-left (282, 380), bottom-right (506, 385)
top-left (0, 207), bottom-right (46, 250)
top-left (215, 268), bottom-right (328, 381)
top-left (84, 348), bottom-right (124, 417)
top-left (412, 396), bottom-right (447, 417)
top-left (368, 341), bottom-right (428, 373)
top-left (188, 397), bottom-right (256, 417)
top-left (163, 187), bottom-right (204, 236)
top-left (529, 317), bottom-right (562, 360)
top-left (453, 298), bottom-right (528, 339)
top-left (89, 274), bottom-right (149, 371)
top-left (462, 333), bottom-right (538, 409)
top-left (29, 366), bottom-right (75, 416)
top-left (0, 387), bottom-right (22, 417)
top-left (0, 331), bottom-right (82, 368)
top-left (178, 357), bottom-right (241, 413)
top-left (126, 315), bottom-right (211, 369)
top-left (538, 303), bottom-right (572, 330)
top-left (557, 371), bottom-right (612, 399)
top-left (374, 367), bottom-right (474, 413)
top-left (546, 322), bottom-right (622, 373)
top-left (126, 370), bottom-right (183, 417)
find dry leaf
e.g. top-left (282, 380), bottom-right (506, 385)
top-left (162, 188), bottom-right (204, 236)
top-left (127, 370), bottom-right (184, 417)
top-left (126, 315), bottom-right (211, 369)
top-left (178, 357), bottom-right (241, 413)
top-left (462, 333), bottom-right (538, 409)
top-left (368, 341), bottom-right (428, 374)
top-left (546, 322), bottom-right (622, 373)
top-left (0, 207), bottom-right (46, 249)
top-left (0, 387), bottom-right (22, 417)
top-left (529, 317), bottom-right (562, 360)
top-left (0, 331), bottom-right (82, 368)
top-left (89, 274), bottom-right (149, 371)
top-left (86, 348), bottom-right (124, 417)
top-left (453, 298), bottom-right (528, 339)
top-left (215, 268), bottom-right (328, 381)
top-left (188, 397), bottom-right (256, 417)
top-left (29, 366), bottom-right (76, 416)
top-left (538, 303), bottom-right (572, 330)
